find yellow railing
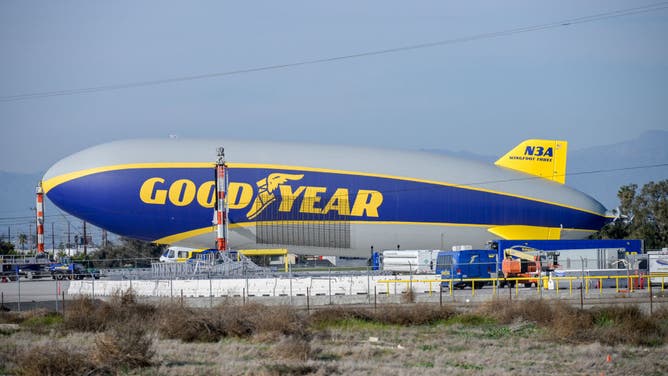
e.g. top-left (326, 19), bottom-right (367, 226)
top-left (376, 273), bottom-right (665, 297)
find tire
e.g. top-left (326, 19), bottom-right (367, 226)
top-left (524, 283), bottom-right (533, 288)
top-left (56, 274), bottom-right (64, 280)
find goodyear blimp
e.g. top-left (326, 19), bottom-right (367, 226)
top-left (42, 139), bottom-right (611, 257)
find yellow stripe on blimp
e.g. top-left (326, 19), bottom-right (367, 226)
top-left (487, 225), bottom-right (563, 240)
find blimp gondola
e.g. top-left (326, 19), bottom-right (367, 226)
top-left (42, 138), bottom-right (611, 257)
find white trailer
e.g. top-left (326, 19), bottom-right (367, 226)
top-left (381, 250), bottom-right (438, 274)
top-left (647, 249), bottom-right (668, 286)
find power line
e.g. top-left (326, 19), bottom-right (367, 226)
top-left (1, 2), bottom-right (667, 103)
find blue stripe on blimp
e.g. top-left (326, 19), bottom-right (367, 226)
top-left (46, 167), bottom-right (608, 242)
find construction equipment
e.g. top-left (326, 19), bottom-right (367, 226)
top-left (500, 246), bottom-right (559, 287)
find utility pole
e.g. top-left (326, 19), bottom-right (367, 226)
top-left (36, 183), bottom-right (45, 254)
top-left (51, 222), bottom-right (55, 257)
top-left (83, 221), bottom-right (87, 257)
top-left (29, 222), bottom-right (33, 252)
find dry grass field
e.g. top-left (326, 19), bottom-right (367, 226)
top-left (1, 291), bottom-right (667, 375)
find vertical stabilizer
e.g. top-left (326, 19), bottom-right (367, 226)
top-left (494, 139), bottom-right (568, 184)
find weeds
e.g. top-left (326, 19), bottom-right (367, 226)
top-left (477, 299), bottom-right (667, 346)
top-left (13, 341), bottom-right (96, 376)
top-left (92, 321), bottom-right (155, 370)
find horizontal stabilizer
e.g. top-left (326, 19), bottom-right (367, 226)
top-left (488, 225), bottom-right (562, 240)
top-left (495, 139), bottom-right (568, 184)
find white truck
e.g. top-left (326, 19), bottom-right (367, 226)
top-left (647, 249), bottom-right (668, 286)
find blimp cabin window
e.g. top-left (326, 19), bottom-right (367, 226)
top-left (177, 250), bottom-right (189, 259)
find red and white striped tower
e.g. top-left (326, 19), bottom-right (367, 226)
top-left (35, 182), bottom-right (45, 254)
top-left (215, 147), bottom-right (229, 251)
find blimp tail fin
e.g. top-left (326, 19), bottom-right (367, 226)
top-left (494, 139), bottom-right (568, 184)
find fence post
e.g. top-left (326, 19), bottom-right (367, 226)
top-left (367, 267), bottom-right (371, 304)
top-left (649, 279), bottom-right (653, 315)
top-left (289, 276), bottom-right (293, 306)
top-left (328, 268), bottom-right (332, 305)
top-left (307, 287), bottom-right (310, 313)
top-left (579, 257), bottom-right (584, 310)
top-left (17, 272), bottom-right (21, 312)
top-left (62, 291), bottom-right (65, 316)
top-left (439, 284), bottom-right (442, 308)
top-left (374, 285), bottom-right (377, 312)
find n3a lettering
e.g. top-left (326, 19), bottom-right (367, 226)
top-left (524, 146), bottom-right (553, 157)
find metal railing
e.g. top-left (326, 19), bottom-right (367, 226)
top-left (377, 273), bottom-right (667, 297)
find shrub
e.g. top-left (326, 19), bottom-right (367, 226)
top-left (588, 306), bottom-right (665, 347)
top-left (373, 304), bottom-right (454, 326)
top-left (92, 321), bottom-right (155, 370)
top-left (156, 303), bottom-right (225, 342)
top-left (63, 290), bottom-right (156, 333)
top-left (13, 341), bottom-right (96, 376)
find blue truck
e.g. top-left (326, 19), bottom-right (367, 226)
top-left (435, 249), bottom-right (498, 289)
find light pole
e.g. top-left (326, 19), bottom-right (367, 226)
top-left (612, 259), bottom-right (631, 292)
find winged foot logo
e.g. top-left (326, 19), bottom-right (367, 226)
top-left (139, 172), bottom-right (384, 221)
top-left (246, 173), bottom-right (304, 219)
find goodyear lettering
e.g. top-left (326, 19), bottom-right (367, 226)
top-left (228, 183), bottom-right (253, 209)
top-left (300, 186), bottom-right (328, 214)
top-left (138, 173), bottom-right (384, 219)
top-left (168, 179), bottom-right (196, 206)
top-left (322, 188), bottom-right (351, 216)
top-left (139, 177), bottom-right (168, 204)
top-left (278, 185), bottom-right (307, 212)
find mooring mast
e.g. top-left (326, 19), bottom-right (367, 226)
top-left (214, 147), bottom-right (229, 251)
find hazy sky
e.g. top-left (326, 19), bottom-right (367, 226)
top-left (1, 1), bottom-right (667, 174)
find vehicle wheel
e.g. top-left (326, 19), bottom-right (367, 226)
top-left (524, 283), bottom-right (533, 288)
top-left (508, 281), bottom-right (516, 288)
top-left (67, 275), bottom-right (74, 280)
top-left (56, 274), bottom-right (64, 280)
top-left (474, 282), bottom-right (485, 289)
top-left (93, 275), bottom-right (100, 280)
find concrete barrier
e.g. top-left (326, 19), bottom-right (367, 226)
top-left (68, 274), bottom-right (437, 298)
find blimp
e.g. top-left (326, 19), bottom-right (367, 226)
top-left (42, 138), bottom-right (611, 257)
